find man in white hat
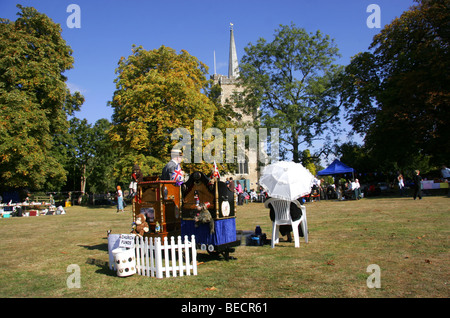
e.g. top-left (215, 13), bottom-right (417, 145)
top-left (161, 149), bottom-right (183, 180)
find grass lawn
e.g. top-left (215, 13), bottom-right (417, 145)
top-left (0, 195), bottom-right (448, 298)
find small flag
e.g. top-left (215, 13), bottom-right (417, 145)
top-left (171, 164), bottom-right (183, 182)
top-left (213, 161), bottom-right (220, 179)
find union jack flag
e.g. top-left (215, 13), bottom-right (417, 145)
top-left (171, 164), bottom-right (183, 182)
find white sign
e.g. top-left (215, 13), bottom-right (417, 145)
top-left (119, 234), bottom-right (135, 249)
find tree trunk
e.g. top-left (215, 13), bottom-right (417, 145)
top-left (80, 164), bottom-right (87, 194)
top-left (292, 130), bottom-right (300, 163)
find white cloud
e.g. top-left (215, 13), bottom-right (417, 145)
top-left (66, 82), bottom-right (87, 94)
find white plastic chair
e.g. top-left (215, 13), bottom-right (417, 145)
top-left (264, 198), bottom-right (308, 248)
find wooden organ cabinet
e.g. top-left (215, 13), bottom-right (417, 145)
top-left (180, 171), bottom-right (235, 220)
top-left (134, 177), bottom-right (182, 239)
top-left (180, 171), bottom-right (240, 258)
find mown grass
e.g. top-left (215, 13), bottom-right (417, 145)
top-left (0, 195), bottom-right (448, 298)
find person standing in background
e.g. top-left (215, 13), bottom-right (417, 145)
top-left (412, 170), bottom-right (422, 200)
top-left (116, 185), bottom-right (124, 213)
top-left (397, 173), bottom-right (405, 196)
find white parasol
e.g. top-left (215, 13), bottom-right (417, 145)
top-left (259, 161), bottom-right (314, 201)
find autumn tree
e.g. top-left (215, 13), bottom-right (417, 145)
top-left (109, 45), bottom-right (219, 181)
top-left (0, 5), bottom-right (84, 190)
top-left (237, 23), bottom-right (344, 163)
top-left (341, 0), bottom-right (450, 170)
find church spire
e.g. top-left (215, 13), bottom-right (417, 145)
top-left (228, 23), bottom-right (239, 78)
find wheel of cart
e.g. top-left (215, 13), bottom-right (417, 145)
top-left (199, 241), bottom-right (239, 260)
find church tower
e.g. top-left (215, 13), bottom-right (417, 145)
top-left (211, 23), bottom-right (244, 107)
top-left (212, 24), bottom-right (260, 191)
top-left (228, 23), bottom-right (239, 79)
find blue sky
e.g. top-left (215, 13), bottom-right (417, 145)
top-left (1, 0), bottom-right (415, 148)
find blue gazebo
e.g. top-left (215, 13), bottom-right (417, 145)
top-left (317, 159), bottom-right (355, 179)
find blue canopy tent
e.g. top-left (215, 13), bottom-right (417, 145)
top-left (317, 159), bottom-right (355, 179)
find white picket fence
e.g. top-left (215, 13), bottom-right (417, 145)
top-left (134, 235), bottom-right (197, 278)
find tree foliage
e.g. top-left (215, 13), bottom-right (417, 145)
top-left (301, 149), bottom-right (318, 176)
top-left (65, 118), bottom-right (93, 193)
top-left (341, 0), bottom-right (450, 169)
top-left (87, 119), bottom-right (117, 193)
top-left (0, 5), bottom-right (84, 190)
top-left (237, 23), bottom-right (344, 163)
top-left (64, 118), bottom-right (117, 193)
top-left (109, 45), bottom-right (220, 181)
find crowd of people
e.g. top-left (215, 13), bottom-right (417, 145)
top-left (225, 175), bottom-right (364, 204)
top-left (225, 177), bottom-right (265, 205)
top-left (309, 176), bottom-right (362, 201)
top-left (113, 149), bottom-right (450, 212)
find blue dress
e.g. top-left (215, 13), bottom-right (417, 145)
top-left (117, 191), bottom-right (124, 211)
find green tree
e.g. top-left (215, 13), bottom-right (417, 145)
top-left (237, 23), bottom-right (344, 163)
top-left (335, 142), bottom-right (376, 174)
top-left (0, 5), bottom-right (83, 190)
top-left (66, 118), bottom-right (94, 194)
top-left (63, 118), bottom-right (117, 194)
top-left (86, 119), bottom-right (117, 193)
top-left (301, 149), bottom-right (318, 176)
top-left (109, 45), bottom-right (218, 181)
top-left (341, 0), bottom-right (450, 170)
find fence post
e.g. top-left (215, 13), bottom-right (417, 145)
top-left (170, 236), bottom-right (177, 277)
top-left (184, 235), bottom-right (191, 276)
top-left (154, 237), bottom-right (163, 278)
top-left (163, 237), bottom-right (170, 277)
top-left (141, 236), bottom-right (146, 276)
top-left (191, 234), bottom-right (197, 276)
top-left (177, 236), bottom-right (184, 277)
top-left (149, 237), bottom-right (155, 277)
top-left (135, 236), bottom-right (141, 275)
top-left (144, 236), bottom-right (150, 277)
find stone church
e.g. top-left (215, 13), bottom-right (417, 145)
top-left (211, 24), bottom-right (261, 192)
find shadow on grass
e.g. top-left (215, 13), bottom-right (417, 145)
top-left (78, 242), bottom-right (109, 252)
top-left (84, 204), bottom-right (117, 209)
top-left (196, 251), bottom-right (239, 262)
top-left (95, 265), bottom-right (117, 277)
top-left (85, 257), bottom-right (117, 277)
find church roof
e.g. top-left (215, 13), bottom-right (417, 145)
top-left (228, 23), bottom-right (239, 78)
